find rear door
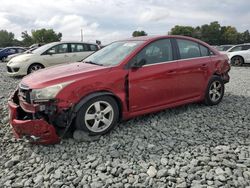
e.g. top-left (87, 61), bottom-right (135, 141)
top-left (128, 39), bottom-right (178, 112)
top-left (70, 43), bottom-right (98, 62)
top-left (42, 43), bottom-right (71, 66)
top-left (174, 39), bottom-right (211, 101)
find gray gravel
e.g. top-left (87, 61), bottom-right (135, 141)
top-left (0, 62), bottom-right (250, 187)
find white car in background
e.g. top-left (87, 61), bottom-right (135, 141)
top-left (7, 41), bottom-right (99, 76)
top-left (226, 44), bottom-right (250, 66)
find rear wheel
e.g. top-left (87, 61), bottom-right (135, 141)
top-left (204, 76), bottom-right (224, 106)
top-left (231, 56), bottom-right (244, 66)
top-left (75, 96), bottom-right (119, 135)
top-left (27, 63), bottom-right (44, 74)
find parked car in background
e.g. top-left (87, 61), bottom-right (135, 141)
top-left (216, 45), bottom-right (234, 52)
top-left (225, 43), bottom-right (250, 66)
top-left (8, 35), bottom-right (230, 144)
top-left (4, 47), bottom-right (39, 62)
top-left (0, 47), bottom-right (26, 61)
top-left (29, 43), bottom-right (44, 49)
top-left (7, 41), bottom-right (99, 76)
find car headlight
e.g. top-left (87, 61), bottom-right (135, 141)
top-left (30, 81), bottom-right (73, 102)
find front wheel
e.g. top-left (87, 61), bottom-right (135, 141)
top-left (75, 96), bottom-right (119, 135)
top-left (204, 76), bottom-right (225, 106)
top-left (27, 63), bottom-right (44, 74)
top-left (231, 56), bottom-right (244, 66)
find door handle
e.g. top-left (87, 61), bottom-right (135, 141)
top-left (167, 70), bottom-right (176, 74)
top-left (64, 55), bottom-right (69, 57)
top-left (200, 64), bottom-right (208, 69)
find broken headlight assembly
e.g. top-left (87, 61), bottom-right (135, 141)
top-left (30, 81), bottom-right (72, 103)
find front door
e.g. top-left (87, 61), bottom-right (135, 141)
top-left (42, 43), bottom-right (71, 66)
top-left (128, 39), bottom-right (178, 112)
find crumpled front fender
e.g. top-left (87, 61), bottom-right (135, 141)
top-left (8, 98), bottom-right (60, 145)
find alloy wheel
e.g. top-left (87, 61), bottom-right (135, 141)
top-left (84, 101), bottom-right (114, 133)
top-left (209, 81), bottom-right (222, 102)
top-left (30, 64), bottom-right (43, 73)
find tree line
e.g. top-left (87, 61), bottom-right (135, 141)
top-left (132, 21), bottom-right (250, 45)
top-left (0, 29), bottom-right (62, 47)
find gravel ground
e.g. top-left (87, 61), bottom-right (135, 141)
top-left (0, 62), bottom-right (250, 188)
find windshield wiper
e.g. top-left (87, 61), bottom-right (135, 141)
top-left (84, 61), bottom-right (103, 66)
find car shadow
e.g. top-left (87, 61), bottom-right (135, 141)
top-left (25, 93), bottom-right (250, 162)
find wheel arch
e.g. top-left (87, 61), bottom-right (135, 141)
top-left (74, 91), bottom-right (123, 121)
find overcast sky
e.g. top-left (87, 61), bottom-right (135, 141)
top-left (0, 0), bottom-right (250, 44)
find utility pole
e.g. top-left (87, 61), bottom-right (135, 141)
top-left (80, 29), bottom-right (83, 42)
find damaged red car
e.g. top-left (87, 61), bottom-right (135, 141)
top-left (8, 35), bottom-right (230, 144)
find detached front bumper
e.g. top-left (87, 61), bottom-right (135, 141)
top-left (8, 90), bottom-right (60, 144)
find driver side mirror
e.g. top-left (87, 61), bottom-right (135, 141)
top-left (132, 59), bottom-right (146, 68)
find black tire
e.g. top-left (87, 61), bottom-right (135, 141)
top-left (75, 96), bottom-right (119, 135)
top-left (204, 76), bottom-right (225, 106)
top-left (27, 63), bottom-right (44, 74)
top-left (231, 56), bottom-right (244, 66)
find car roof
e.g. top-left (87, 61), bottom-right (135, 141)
top-left (120, 35), bottom-right (211, 48)
top-left (50, 41), bottom-right (98, 45)
top-left (2, 46), bottom-right (26, 50)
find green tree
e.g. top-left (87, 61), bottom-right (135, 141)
top-left (132, 31), bottom-right (147, 37)
top-left (170, 25), bottom-right (195, 37)
top-left (21, 31), bottom-right (34, 46)
top-left (31, 29), bottom-right (62, 43)
top-left (0, 30), bottom-right (15, 47)
top-left (221, 26), bottom-right (238, 44)
top-left (238, 30), bottom-right (250, 44)
top-left (200, 21), bottom-right (221, 45)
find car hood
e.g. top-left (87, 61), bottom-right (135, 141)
top-left (9, 53), bottom-right (35, 62)
top-left (21, 62), bottom-right (110, 89)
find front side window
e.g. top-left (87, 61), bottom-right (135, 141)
top-left (177, 39), bottom-right (201, 59)
top-left (7, 48), bottom-right (16, 53)
top-left (135, 39), bottom-right (173, 65)
top-left (83, 41), bottom-right (143, 66)
top-left (46, 44), bottom-right (68, 54)
top-left (229, 46), bottom-right (243, 52)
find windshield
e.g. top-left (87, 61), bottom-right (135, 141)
top-left (83, 41), bottom-right (143, 66)
top-left (32, 43), bottom-right (57, 54)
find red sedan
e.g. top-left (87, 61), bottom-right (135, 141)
top-left (8, 35), bottom-right (230, 144)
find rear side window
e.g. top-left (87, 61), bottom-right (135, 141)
top-left (89, 44), bottom-right (98, 51)
top-left (70, 44), bottom-right (88, 52)
top-left (177, 39), bottom-right (201, 59)
top-left (200, 45), bottom-right (209, 56)
top-left (242, 45), bottom-right (250, 50)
